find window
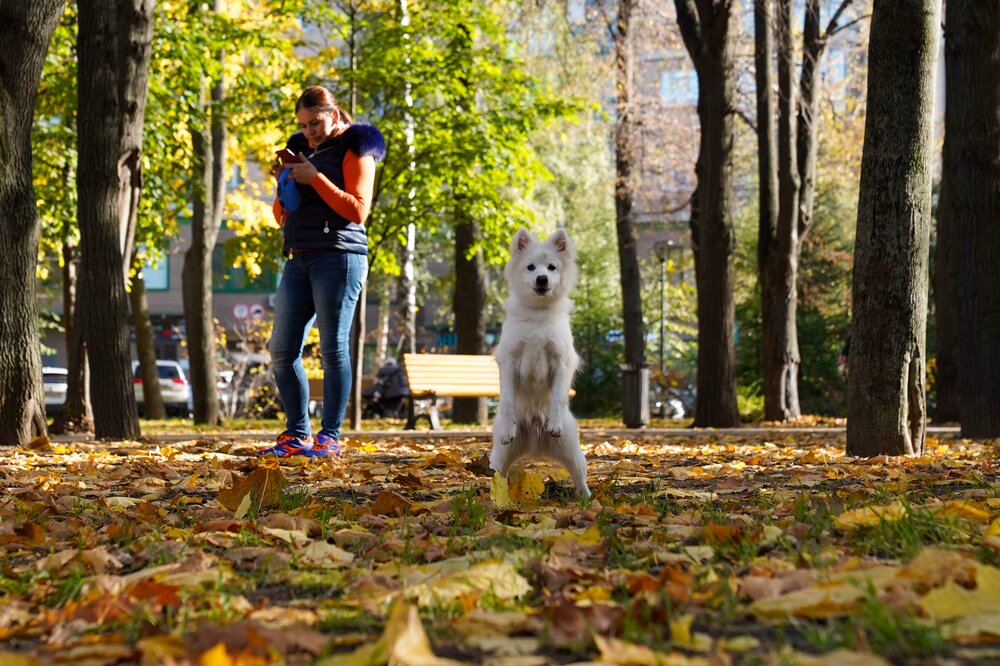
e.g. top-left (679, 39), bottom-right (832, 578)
top-left (142, 256), bottom-right (170, 291)
top-left (660, 69), bottom-right (697, 105)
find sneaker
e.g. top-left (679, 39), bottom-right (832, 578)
top-left (255, 431), bottom-right (314, 458)
top-left (303, 432), bottom-right (341, 458)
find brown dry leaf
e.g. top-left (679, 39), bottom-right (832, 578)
top-left (216, 466), bottom-right (286, 512)
top-left (370, 491), bottom-right (414, 516)
top-left (296, 540), bottom-right (356, 568)
top-left (897, 548), bottom-right (977, 590)
top-left (259, 513), bottom-right (322, 536)
top-left (23, 435), bottom-right (51, 452)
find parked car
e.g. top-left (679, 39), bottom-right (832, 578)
top-left (132, 360), bottom-right (192, 417)
top-left (42, 366), bottom-right (68, 414)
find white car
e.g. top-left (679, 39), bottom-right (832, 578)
top-left (133, 360), bottom-right (192, 417)
top-left (42, 367), bottom-right (68, 413)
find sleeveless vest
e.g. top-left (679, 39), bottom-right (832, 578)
top-left (282, 123), bottom-right (386, 256)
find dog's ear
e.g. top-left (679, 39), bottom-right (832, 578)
top-left (512, 228), bottom-right (532, 254)
top-left (549, 228), bottom-right (574, 255)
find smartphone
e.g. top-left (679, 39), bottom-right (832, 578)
top-left (276, 148), bottom-right (300, 165)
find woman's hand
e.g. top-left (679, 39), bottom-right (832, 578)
top-left (268, 157), bottom-right (283, 181)
top-left (286, 154), bottom-right (318, 185)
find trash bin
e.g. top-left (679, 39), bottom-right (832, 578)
top-left (620, 362), bottom-right (650, 428)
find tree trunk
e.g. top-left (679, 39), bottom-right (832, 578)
top-left (348, 284), bottom-right (366, 428)
top-left (614, 0), bottom-right (648, 428)
top-left (453, 217), bottom-right (487, 424)
top-left (0, 0), bottom-right (65, 444)
top-left (934, 177), bottom-right (961, 423)
top-left (182, 29), bottom-right (224, 426)
top-left (130, 257), bottom-right (166, 419)
top-left (847, 0), bottom-right (940, 457)
top-left (759, 0), bottom-right (802, 421)
top-left (945, 0), bottom-right (1000, 438)
top-left (76, 0), bottom-right (152, 440)
top-left (51, 241), bottom-right (94, 434)
top-left (675, 0), bottom-right (740, 427)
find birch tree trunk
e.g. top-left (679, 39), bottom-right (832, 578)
top-left (760, 0), bottom-right (801, 421)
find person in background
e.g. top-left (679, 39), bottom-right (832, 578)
top-left (256, 85), bottom-right (385, 458)
top-left (838, 336), bottom-right (851, 378)
top-left (363, 358), bottom-right (410, 418)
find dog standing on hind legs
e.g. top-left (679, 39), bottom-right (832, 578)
top-left (490, 228), bottom-right (590, 499)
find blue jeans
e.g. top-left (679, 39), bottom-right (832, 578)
top-left (269, 251), bottom-right (368, 440)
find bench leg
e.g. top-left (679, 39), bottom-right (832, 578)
top-left (428, 398), bottom-right (442, 430)
top-left (404, 396), bottom-right (418, 430)
top-left (404, 396), bottom-right (442, 430)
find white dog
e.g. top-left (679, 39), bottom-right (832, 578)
top-left (490, 228), bottom-right (590, 498)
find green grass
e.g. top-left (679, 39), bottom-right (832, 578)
top-left (847, 500), bottom-right (968, 560)
top-left (795, 583), bottom-right (953, 661)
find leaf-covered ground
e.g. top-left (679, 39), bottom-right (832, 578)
top-left (2, 428), bottom-right (1000, 665)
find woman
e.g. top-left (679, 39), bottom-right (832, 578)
top-left (257, 86), bottom-right (385, 458)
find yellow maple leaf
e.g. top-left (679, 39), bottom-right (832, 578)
top-left (934, 500), bottom-right (991, 523)
top-left (508, 468), bottom-right (545, 506)
top-left (669, 613), bottom-right (713, 652)
top-left (316, 601), bottom-right (468, 666)
top-left (834, 502), bottom-right (906, 530)
top-left (920, 564), bottom-right (1000, 621)
top-left (490, 473), bottom-right (513, 510)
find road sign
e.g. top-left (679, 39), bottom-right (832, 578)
top-left (233, 304), bottom-right (249, 319)
top-left (250, 304), bottom-right (265, 320)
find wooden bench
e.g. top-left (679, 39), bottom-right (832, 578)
top-left (402, 353), bottom-right (499, 430)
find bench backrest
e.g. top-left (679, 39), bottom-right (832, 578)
top-left (402, 353), bottom-right (500, 398)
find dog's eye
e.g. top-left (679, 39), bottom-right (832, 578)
top-left (547, 264), bottom-right (556, 271)
top-left (526, 264), bottom-right (535, 271)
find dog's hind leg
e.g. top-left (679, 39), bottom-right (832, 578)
top-left (490, 426), bottom-right (524, 476)
top-left (547, 413), bottom-right (590, 499)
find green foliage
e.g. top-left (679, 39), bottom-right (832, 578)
top-left (736, 385), bottom-right (765, 422)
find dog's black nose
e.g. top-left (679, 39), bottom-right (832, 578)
top-left (536, 275), bottom-right (548, 287)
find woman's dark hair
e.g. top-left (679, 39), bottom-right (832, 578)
top-left (295, 86), bottom-right (353, 124)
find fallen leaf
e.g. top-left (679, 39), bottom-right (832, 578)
top-left (296, 540), bottom-right (356, 568)
top-left (316, 601), bottom-right (468, 666)
top-left (217, 466), bottom-right (286, 513)
top-left (920, 564), bottom-right (1000, 621)
top-left (370, 491), bottom-right (414, 516)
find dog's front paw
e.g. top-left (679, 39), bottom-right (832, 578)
top-left (500, 421), bottom-right (517, 446)
top-left (545, 420), bottom-right (563, 439)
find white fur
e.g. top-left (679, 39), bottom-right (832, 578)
top-left (490, 228), bottom-right (590, 498)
